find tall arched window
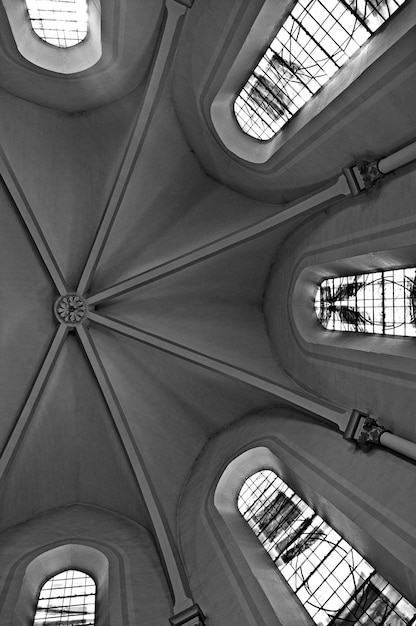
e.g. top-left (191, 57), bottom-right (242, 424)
top-left (2, 0), bottom-right (101, 73)
top-left (238, 469), bottom-right (416, 625)
top-left (314, 266), bottom-right (416, 336)
top-left (33, 569), bottom-right (96, 625)
top-left (25, 0), bottom-right (89, 48)
top-left (234, 0), bottom-right (408, 140)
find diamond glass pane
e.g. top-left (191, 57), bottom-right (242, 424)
top-left (33, 569), bottom-right (96, 625)
top-left (26, 0), bottom-right (88, 48)
top-left (234, 0), bottom-right (407, 139)
top-left (238, 470), bottom-right (416, 625)
top-left (314, 267), bottom-right (416, 336)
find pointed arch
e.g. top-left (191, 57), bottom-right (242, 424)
top-left (177, 415), bottom-right (416, 624)
top-left (12, 544), bottom-right (109, 626)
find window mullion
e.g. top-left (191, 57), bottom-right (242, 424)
top-left (336, 0), bottom-right (374, 34)
top-left (293, 535), bottom-right (343, 594)
top-left (290, 15), bottom-right (341, 70)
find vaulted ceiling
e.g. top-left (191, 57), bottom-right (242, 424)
top-left (0, 0), bottom-right (415, 550)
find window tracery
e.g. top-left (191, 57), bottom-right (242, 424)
top-left (33, 569), bottom-right (96, 625)
top-left (238, 469), bottom-right (416, 625)
top-left (26, 0), bottom-right (88, 48)
top-left (314, 267), bottom-right (416, 336)
top-left (234, 0), bottom-right (407, 140)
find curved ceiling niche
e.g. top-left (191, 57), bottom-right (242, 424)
top-left (3, 0), bottom-right (101, 74)
top-left (172, 0), bottom-right (416, 203)
top-left (0, 0), bottom-right (165, 111)
top-left (209, 0), bottom-right (414, 163)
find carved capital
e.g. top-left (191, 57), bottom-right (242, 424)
top-left (356, 417), bottom-right (387, 445)
top-left (344, 410), bottom-right (389, 447)
top-left (170, 604), bottom-right (205, 626)
top-left (344, 160), bottom-right (383, 194)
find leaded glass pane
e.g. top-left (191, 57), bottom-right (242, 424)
top-left (26, 0), bottom-right (89, 48)
top-left (234, 0), bottom-right (407, 139)
top-left (33, 569), bottom-right (96, 625)
top-left (238, 470), bottom-right (416, 625)
top-left (315, 267), bottom-right (416, 336)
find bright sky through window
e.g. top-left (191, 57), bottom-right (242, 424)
top-left (33, 569), bottom-right (96, 625)
top-left (239, 470), bottom-right (416, 625)
top-left (315, 267), bottom-right (416, 336)
top-left (234, 0), bottom-right (407, 139)
top-left (26, 0), bottom-right (88, 48)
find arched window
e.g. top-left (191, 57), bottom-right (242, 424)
top-left (314, 266), bottom-right (416, 336)
top-left (33, 569), bottom-right (96, 625)
top-left (2, 0), bottom-right (101, 73)
top-left (25, 0), bottom-right (89, 48)
top-left (234, 0), bottom-right (407, 140)
top-left (238, 469), bottom-right (416, 625)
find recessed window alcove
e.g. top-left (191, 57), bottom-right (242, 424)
top-left (210, 442), bottom-right (416, 625)
top-left (238, 468), bottom-right (416, 625)
top-left (234, 0), bottom-right (407, 141)
top-left (13, 544), bottom-right (110, 626)
top-left (292, 246), bottom-right (416, 360)
top-left (2, 0), bottom-right (102, 73)
top-left (209, 0), bottom-right (415, 163)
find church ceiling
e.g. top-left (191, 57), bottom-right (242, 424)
top-left (0, 1), bottom-right (298, 536)
top-left (0, 0), bottom-right (414, 563)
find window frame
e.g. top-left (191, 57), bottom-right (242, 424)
top-left (33, 567), bottom-right (97, 625)
top-left (237, 468), bottom-right (416, 626)
top-left (211, 440), bottom-right (416, 625)
top-left (13, 544), bottom-right (111, 626)
top-left (233, 0), bottom-right (408, 142)
top-left (26, 0), bottom-right (89, 49)
top-left (314, 265), bottom-right (416, 337)
top-left (214, 446), bottom-right (315, 625)
top-left (1, 0), bottom-right (102, 73)
top-left (292, 246), bottom-right (416, 360)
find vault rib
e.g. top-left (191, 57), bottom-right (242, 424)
top-left (0, 325), bottom-right (68, 486)
top-left (88, 311), bottom-right (352, 431)
top-left (77, 0), bottom-right (188, 297)
top-left (0, 145), bottom-right (68, 295)
top-left (76, 322), bottom-right (196, 615)
top-left (87, 174), bottom-right (351, 305)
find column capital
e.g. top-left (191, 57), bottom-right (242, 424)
top-left (344, 160), bottom-right (383, 194)
top-left (343, 409), bottom-right (389, 446)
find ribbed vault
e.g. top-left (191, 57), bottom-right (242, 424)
top-left (0, 0), bottom-right (415, 619)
